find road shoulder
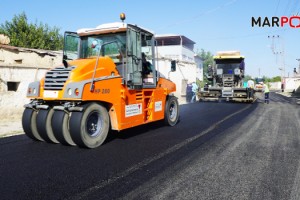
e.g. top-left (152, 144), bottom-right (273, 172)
top-left (0, 118), bottom-right (23, 138)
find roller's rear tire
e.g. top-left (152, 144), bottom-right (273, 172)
top-left (69, 103), bottom-right (110, 149)
top-left (36, 108), bottom-right (59, 144)
top-left (52, 111), bottom-right (76, 146)
top-left (164, 96), bottom-right (179, 126)
top-left (22, 108), bottom-right (44, 141)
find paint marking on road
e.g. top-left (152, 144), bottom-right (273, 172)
top-left (71, 104), bottom-right (252, 200)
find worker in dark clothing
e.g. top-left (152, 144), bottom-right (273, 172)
top-left (142, 53), bottom-right (152, 75)
top-left (239, 60), bottom-right (245, 77)
top-left (262, 82), bottom-right (270, 104)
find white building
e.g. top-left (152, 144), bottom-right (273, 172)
top-left (155, 35), bottom-right (203, 103)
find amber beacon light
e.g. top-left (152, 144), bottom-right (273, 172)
top-left (120, 13), bottom-right (126, 22)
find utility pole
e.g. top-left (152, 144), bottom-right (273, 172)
top-left (296, 59), bottom-right (300, 77)
top-left (268, 35), bottom-right (285, 90)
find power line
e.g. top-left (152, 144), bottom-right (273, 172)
top-left (274, 0), bottom-right (281, 16)
top-left (283, 0), bottom-right (293, 16)
top-left (287, 0), bottom-right (298, 16)
top-left (156, 0), bottom-right (239, 31)
top-left (292, 0), bottom-right (300, 15)
top-left (268, 35), bottom-right (286, 77)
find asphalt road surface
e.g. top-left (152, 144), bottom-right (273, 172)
top-left (1, 92), bottom-right (299, 200)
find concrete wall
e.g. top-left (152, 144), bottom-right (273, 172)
top-left (284, 77), bottom-right (300, 93)
top-left (0, 45), bottom-right (62, 68)
top-left (157, 46), bottom-right (195, 63)
top-left (157, 46), bottom-right (181, 60)
top-left (0, 67), bottom-right (48, 119)
top-left (269, 82), bottom-right (281, 90)
top-left (181, 46), bottom-right (195, 63)
top-left (0, 45), bottom-right (62, 120)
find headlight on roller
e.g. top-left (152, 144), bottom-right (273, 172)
top-left (68, 88), bottom-right (72, 96)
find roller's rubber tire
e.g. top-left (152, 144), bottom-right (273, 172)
top-left (52, 111), bottom-right (76, 146)
top-left (164, 96), bottom-right (179, 126)
top-left (36, 108), bottom-right (59, 144)
top-left (69, 103), bottom-right (110, 149)
top-left (22, 108), bottom-right (44, 141)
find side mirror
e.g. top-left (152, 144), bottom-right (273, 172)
top-left (63, 59), bottom-right (69, 68)
top-left (62, 55), bottom-right (69, 68)
top-left (171, 60), bottom-right (176, 72)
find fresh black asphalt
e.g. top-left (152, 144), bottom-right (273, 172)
top-left (0, 92), bottom-right (299, 200)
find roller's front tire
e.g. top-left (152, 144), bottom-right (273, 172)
top-left (52, 111), bottom-right (76, 146)
top-left (22, 108), bottom-right (44, 141)
top-left (36, 108), bottom-right (59, 144)
top-left (69, 103), bottom-right (110, 149)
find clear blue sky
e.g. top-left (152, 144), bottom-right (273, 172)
top-left (1, 0), bottom-right (300, 78)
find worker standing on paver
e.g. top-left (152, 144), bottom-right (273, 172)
top-left (262, 82), bottom-right (270, 104)
top-left (247, 78), bottom-right (255, 89)
top-left (247, 78), bottom-right (255, 99)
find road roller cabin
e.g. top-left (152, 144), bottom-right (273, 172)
top-left (22, 14), bottom-right (179, 148)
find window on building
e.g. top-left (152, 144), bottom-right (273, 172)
top-left (14, 59), bottom-right (23, 64)
top-left (7, 81), bottom-right (20, 92)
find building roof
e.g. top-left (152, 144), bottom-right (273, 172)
top-left (155, 34), bottom-right (195, 50)
top-left (155, 34), bottom-right (195, 45)
top-left (0, 44), bottom-right (61, 57)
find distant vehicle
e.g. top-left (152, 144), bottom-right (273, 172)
top-left (254, 77), bottom-right (264, 92)
top-left (198, 51), bottom-right (255, 102)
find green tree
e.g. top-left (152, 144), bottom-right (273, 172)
top-left (0, 12), bottom-right (63, 50)
top-left (243, 75), bottom-right (252, 82)
top-left (270, 76), bottom-right (281, 82)
top-left (197, 49), bottom-right (214, 86)
top-left (262, 76), bottom-right (270, 83)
